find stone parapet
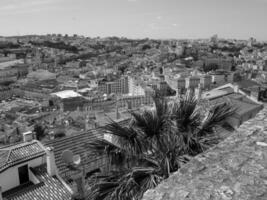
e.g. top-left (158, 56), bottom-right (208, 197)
top-left (143, 107), bottom-right (267, 200)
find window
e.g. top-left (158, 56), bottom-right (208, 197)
top-left (18, 165), bottom-right (29, 185)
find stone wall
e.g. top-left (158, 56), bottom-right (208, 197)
top-left (143, 107), bottom-right (267, 200)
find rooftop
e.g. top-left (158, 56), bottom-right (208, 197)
top-left (51, 90), bottom-right (82, 99)
top-left (236, 79), bottom-right (260, 89)
top-left (143, 106), bottom-right (267, 200)
top-left (202, 89), bottom-right (230, 100)
top-left (44, 118), bottom-right (130, 178)
top-left (27, 69), bottom-right (56, 81)
top-left (3, 165), bottom-right (72, 200)
top-left (0, 141), bottom-right (46, 173)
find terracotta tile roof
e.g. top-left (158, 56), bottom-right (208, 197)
top-left (44, 129), bottom-right (106, 178)
top-left (0, 149), bottom-right (9, 170)
top-left (3, 165), bottom-right (72, 200)
top-left (0, 141), bottom-right (46, 173)
top-left (44, 119), bottom-right (130, 178)
top-left (236, 79), bottom-right (260, 89)
top-left (209, 94), bottom-right (262, 116)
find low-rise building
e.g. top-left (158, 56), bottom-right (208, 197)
top-left (51, 90), bottom-right (88, 112)
top-left (0, 138), bottom-right (72, 200)
top-left (202, 84), bottom-right (263, 128)
top-left (18, 79), bottom-right (59, 101)
top-left (0, 68), bottom-right (17, 84)
top-left (209, 70), bottom-right (234, 86)
top-left (185, 76), bottom-right (200, 89)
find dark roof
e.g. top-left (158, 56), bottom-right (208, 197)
top-left (44, 128), bottom-right (106, 178)
top-left (3, 165), bottom-right (72, 200)
top-left (0, 141), bottom-right (46, 173)
top-left (209, 93), bottom-right (262, 116)
top-left (236, 79), bottom-right (260, 89)
top-left (44, 119), bottom-right (130, 178)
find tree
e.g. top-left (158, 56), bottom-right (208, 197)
top-left (34, 124), bottom-right (46, 140)
top-left (54, 130), bottom-right (66, 138)
top-left (117, 65), bottom-right (128, 74)
top-left (85, 93), bottom-right (235, 200)
top-left (142, 44), bottom-right (151, 51)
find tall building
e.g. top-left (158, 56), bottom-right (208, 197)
top-left (185, 76), bottom-right (200, 89)
top-left (98, 76), bottom-right (129, 95)
top-left (128, 77), bottom-right (145, 96)
top-left (200, 75), bottom-right (212, 89)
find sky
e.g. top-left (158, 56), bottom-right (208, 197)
top-left (1, 0), bottom-right (267, 40)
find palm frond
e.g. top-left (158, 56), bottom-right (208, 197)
top-left (179, 102), bottom-right (236, 155)
top-left (129, 93), bottom-right (170, 139)
top-left (198, 102), bottom-right (236, 137)
top-left (86, 96), bottom-right (237, 200)
top-left (171, 92), bottom-right (201, 133)
top-left (88, 182), bottom-right (119, 200)
top-left (113, 167), bottom-right (162, 200)
top-left (88, 167), bottom-right (161, 200)
top-left (85, 138), bottom-right (127, 167)
top-left (101, 120), bottom-right (145, 155)
top-left (85, 138), bottom-right (121, 156)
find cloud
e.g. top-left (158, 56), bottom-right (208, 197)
top-left (156, 16), bottom-right (162, 20)
top-left (147, 21), bottom-right (180, 31)
top-left (127, 0), bottom-right (137, 2)
top-left (0, 4), bottom-right (17, 11)
top-left (0, 0), bottom-right (62, 13)
top-left (148, 23), bottom-right (158, 30)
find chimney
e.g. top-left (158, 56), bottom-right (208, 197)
top-left (46, 147), bottom-right (57, 176)
top-left (22, 131), bottom-right (33, 142)
top-left (0, 186), bottom-right (3, 200)
top-left (72, 174), bottom-right (86, 200)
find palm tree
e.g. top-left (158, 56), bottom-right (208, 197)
top-left (85, 93), bottom-right (235, 200)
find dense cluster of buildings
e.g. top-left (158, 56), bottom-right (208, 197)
top-left (0, 34), bottom-right (267, 199)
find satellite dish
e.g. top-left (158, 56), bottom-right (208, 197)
top-left (73, 155), bottom-right (81, 165)
top-left (62, 150), bottom-right (74, 164)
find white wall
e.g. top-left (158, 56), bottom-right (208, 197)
top-left (0, 156), bottom-right (45, 192)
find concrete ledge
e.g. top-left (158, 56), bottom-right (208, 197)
top-left (143, 107), bottom-right (267, 200)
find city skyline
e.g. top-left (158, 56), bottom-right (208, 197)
top-left (1, 0), bottom-right (267, 41)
